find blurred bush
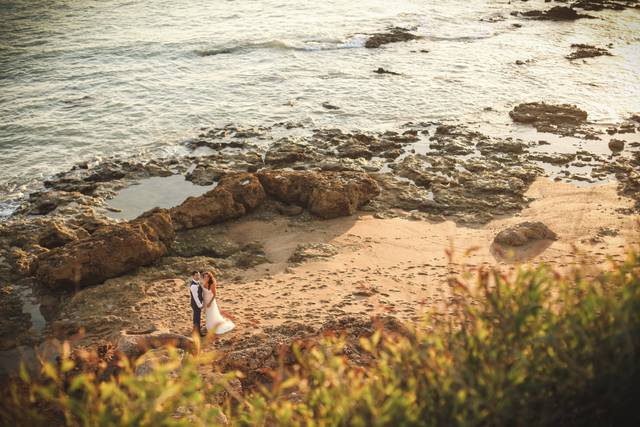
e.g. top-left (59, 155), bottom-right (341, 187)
top-left (2, 250), bottom-right (639, 427)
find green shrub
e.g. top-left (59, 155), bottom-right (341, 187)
top-left (3, 250), bottom-right (640, 426)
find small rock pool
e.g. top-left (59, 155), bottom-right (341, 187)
top-left (106, 174), bottom-right (215, 220)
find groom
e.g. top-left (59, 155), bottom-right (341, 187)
top-left (189, 271), bottom-right (204, 336)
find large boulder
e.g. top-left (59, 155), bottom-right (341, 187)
top-left (494, 221), bottom-right (558, 246)
top-left (33, 209), bottom-right (175, 289)
top-left (170, 173), bottom-right (265, 230)
top-left (257, 170), bottom-right (380, 219)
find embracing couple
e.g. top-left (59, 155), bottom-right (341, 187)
top-left (189, 270), bottom-right (235, 337)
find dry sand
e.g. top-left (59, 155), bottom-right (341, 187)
top-left (53, 177), bottom-right (639, 351)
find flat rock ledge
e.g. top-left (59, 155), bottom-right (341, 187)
top-left (32, 170), bottom-right (380, 289)
top-left (509, 102), bottom-right (588, 135)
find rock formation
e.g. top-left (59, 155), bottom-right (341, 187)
top-left (494, 221), bottom-right (558, 246)
top-left (365, 28), bottom-right (421, 48)
top-left (520, 6), bottom-right (594, 20)
top-left (509, 102), bottom-right (588, 134)
top-left (257, 170), bottom-right (380, 219)
top-left (566, 44), bottom-right (612, 60)
top-left (33, 209), bottom-right (175, 289)
top-left (170, 173), bottom-right (266, 230)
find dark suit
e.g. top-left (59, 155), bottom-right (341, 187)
top-left (190, 279), bottom-right (204, 332)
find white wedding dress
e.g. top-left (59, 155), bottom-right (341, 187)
top-left (203, 287), bottom-right (235, 335)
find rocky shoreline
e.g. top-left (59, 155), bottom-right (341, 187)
top-left (1, 100), bottom-right (639, 386)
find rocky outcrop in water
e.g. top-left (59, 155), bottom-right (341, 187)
top-left (365, 28), bottom-right (421, 48)
top-left (519, 6), bottom-right (595, 20)
top-left (494, 221), bottom-right (558, 246)
top-left (609, 139), bottom-right (625, 152)
top-left (571, 0), bottom-right (640, 11)
top-left (373, 67), bottom-right (401, 75)
top-left (509, 102), bottom-right (588, 135)
top-left (170, 173), bottom-right (266, 230)
top-left (257, 170), bottom-right (380, 219)
top-left (566, 44), bottom-right (612, 60)
top-left (33, 209), bottom-right (175, 289)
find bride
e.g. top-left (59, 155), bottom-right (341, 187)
top-left (202, 271), bottom-right (235, 335)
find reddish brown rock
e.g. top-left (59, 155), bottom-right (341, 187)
top-left (494, 221), bottom-right (558, 246)
top-left (38, 222), bottom-right (89, 249)
top-left (33, 209), bottom-right (175, 289)
top-left (257, 170), bottom-right (380, 219)
top-left (170, 173), bottom-right (265, 230)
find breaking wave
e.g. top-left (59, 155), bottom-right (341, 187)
top-left (195, 36), bottom-right (368, 56)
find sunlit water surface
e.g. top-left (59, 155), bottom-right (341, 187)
top-left (1, 0), bottom-right (639, 214)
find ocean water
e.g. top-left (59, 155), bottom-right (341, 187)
top-left (1, 0), bottom-right (639, 214)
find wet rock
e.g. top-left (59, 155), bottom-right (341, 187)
top-left (170, 173), bottom-right (266, 230)
top-left (365, 28), bottom-right (421, 48)
top-left (527, 152), bottom-right (577, 165)
top-left (289, 243), bottom-right (338, 264)
top-left (476, 139), bottom-right (527, 155)
top-left (33, 209), bottom-right (175, 289)
top-left (26, 191), bottom-right (86, 215)
top-left (494, 221), bottom-right (558, 246)
top-left (566, 43), bottom-right (612, 60)
top-left (84, 166), bottom-right (126, 183)
top-left (185, 165), bottom-right (227, 186)
top-left (265, 138), bottom-right (319, 166)
top-left (572, 0), bottom-right (639, 12)
top-left (608, 138), bottom-right (625, 152)
top-left (336, 142), bottom-right (373, 160)
top-left (257, 170), bottom-right (380, 219)
top-left (392, 153), bottom-right (541, 224)
top-left (509, 102), bottom-right (588, 135)
top-left (188, 125), bottom-right (268, 150)
top-left (520, 6), bottom-right (594, 20)
top-left (310, 129), bottom-right (410, 158)
top-left (44, 178), bottom-right (98, 195)
top-left (321, 102), bottom-right (340, 110)
top-left (429, 139), bottom-right (475, 155)
top-left (373, 67), bottom-right (401, 75)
